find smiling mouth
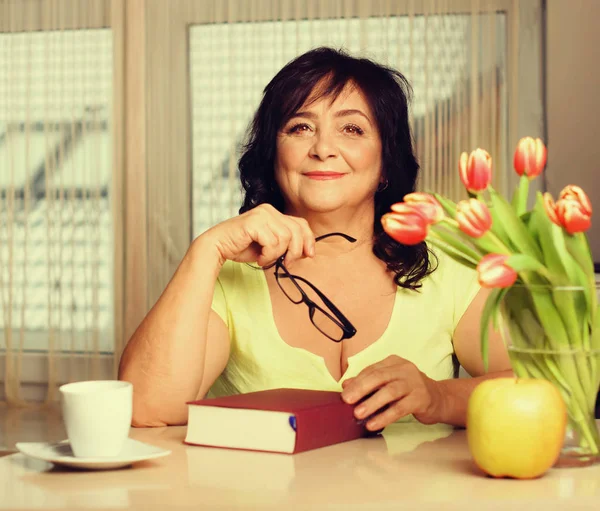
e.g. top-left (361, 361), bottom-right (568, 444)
top-left (303, 171), bottom-right (346, 180)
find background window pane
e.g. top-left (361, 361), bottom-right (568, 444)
top-left (0, 29), bottom-right (114, 353)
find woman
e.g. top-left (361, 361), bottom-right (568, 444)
top-left (119, 47), bottom-right (512, 429)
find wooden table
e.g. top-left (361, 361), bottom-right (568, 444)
top-left (1, 406), bottom-right (600, 510)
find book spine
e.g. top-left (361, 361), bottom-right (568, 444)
top-left (293, 402), bottom-right (366, 453)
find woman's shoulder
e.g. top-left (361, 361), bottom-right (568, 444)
top-left (421, 245), bottom-right (481, 326)
top-left (216, 260), bottom-right (263, 289)
top-left (425, 244), bottom-right (479, 288)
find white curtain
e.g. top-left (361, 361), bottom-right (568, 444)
top-left (0, 0), bottom-right (117, 405)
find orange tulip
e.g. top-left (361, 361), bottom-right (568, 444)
top-left (459, 149), bottom-right (492, 193)
top-left (543, 193), bottom-right (560, 225)
top-left (513, 137), bottom-right (547, 179)
top-left (559, 185), bottom-right (592, 216)
top-left (477, 254), bottom-right (518, 288)
top-left (456, 199), bottom-right (492, 238)
top-left (513, 137), bottom-right (548, 179)
top-left (543, 188), bottom-right (592, 235)
top-left (382, 204), bottom-right (429, 245)
top-left (402, 193), bottom-right (444, 224)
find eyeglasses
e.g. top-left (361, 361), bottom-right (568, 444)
top-left (263, 232), bottom-right (358, 342)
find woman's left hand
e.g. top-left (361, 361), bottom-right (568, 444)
top-left (341, 355), bottom-right (446, 430)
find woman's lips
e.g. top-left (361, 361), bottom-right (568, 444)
top-left (303, 171), bottom-right (346, 180)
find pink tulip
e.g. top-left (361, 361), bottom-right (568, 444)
top-left (459, 149), bottom-right (492, 193)
top-left (513, 137), bottom-right (547, 179)
top-left (456, 199), bottom-right (492, 238)
top-left (382, 204), bottom-right (429, 245)
top-left (476, 254), bottom-right (518, 288)
top-left (401, 193), bottom-right (445, 224)
top-left (543, 189), bottom-right (592, 235)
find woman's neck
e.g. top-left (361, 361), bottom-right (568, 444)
top-left (284, 204), bottom-right (376, 245)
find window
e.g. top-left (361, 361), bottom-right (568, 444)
top-left (0, 29), bottom-right (114, 354)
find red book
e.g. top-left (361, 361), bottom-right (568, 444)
top-left (185, 388), bottom-right (371, 454)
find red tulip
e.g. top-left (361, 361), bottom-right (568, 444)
top-left (402, 193), bottom-right (444, 224)
top-left (543, 193), bottom-right (560, 225)
top-left (459, 149), bottom-right (492, 193)
top-left (382, 204), bottom-right (429, 245)
top-left (543, 189), bottom-right (592, 235)
top-left (513, 137), bottom-right (547, 179)
top-left (456, 199), bottom-right (492, 238)
top-left (559, 185), bottom-right (592, 216)
top-left (476, 254), bottom-right (518, 288)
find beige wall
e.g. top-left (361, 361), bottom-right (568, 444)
top-left (546, 0), bottom-right (600, 265)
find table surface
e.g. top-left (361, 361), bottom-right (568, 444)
top-left (2, 405), bottom-right (600, 511)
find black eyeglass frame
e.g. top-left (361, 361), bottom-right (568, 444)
top-left (267, 232), bottom-right (358, 342)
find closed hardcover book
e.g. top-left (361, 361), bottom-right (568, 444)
top-left (184, 388), bottom-right (370, 454)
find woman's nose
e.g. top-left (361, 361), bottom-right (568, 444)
top-left (309, 131), bottom-right (339, 161)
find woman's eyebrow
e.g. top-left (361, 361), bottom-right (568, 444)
top-left (334, 109), bottom-right (372, 126)
top-left (289, 109), bottom-right (372, 126)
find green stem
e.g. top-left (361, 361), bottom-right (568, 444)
top-left (441, 218), bottom-right (511, 255)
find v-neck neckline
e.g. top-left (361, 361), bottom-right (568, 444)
top-left (253, 265), bottom-right (399, 383)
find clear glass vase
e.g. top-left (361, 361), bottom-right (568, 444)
top-left (499, 285), bottom-right (600, 468)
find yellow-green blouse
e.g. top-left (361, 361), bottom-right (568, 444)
top-left (209, 248), bottom-right (480, 400)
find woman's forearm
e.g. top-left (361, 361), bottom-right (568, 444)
top-left (118, 236), bottom-right (224, 426)
top-left (434, 369), bottom-right (514, 427)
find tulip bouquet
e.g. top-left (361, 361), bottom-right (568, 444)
top-left (382, 137), bottom-right (600, 460)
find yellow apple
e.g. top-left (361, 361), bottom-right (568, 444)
top-left (467, 377), bottom-right (567, 479)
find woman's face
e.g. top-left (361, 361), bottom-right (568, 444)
top-left (274, 83), bottom-right (383, 215)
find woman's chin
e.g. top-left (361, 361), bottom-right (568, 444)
top-left (299, 197), bottom-right (348, 214)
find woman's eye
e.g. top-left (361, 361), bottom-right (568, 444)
top-left (343, 124), bottom-right (364, 135)
top-left (287, 123), bottom-right (312, 134)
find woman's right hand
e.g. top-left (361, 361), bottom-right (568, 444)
top-left (202, 204), bottom-right (316, 267)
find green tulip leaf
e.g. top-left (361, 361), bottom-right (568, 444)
top-left (488, 199), bottom-right (520, 253)
top-left (489, 187), bottom-right (543, 261)
top-left (426, 237), bottom-right (478, 270)
top-left (480, 287), bottom-right (509, 372)
top-left (432, 193), bottom-right (458, 219)
top-left (469, 232), bottom-right (511, 255)
top-left (565, 232), bottom-right (595, 281)
top-left (511, 175), bottom-right (530, 217)
top-left (428, 225), bottom-right (482, 263)
top-left (531, 193), bottom-right (567, 281)
top-left (505, 254), bottom-right (549, 277)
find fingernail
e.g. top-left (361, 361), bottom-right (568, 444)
top-left (343, 393), bottom-right (356, 403)
top-left (309, 244), bottom-right (315, 257)
top-left (367, 420), bottom-right (379, 430)
top-left (355, 405), bottom-right (365, 418)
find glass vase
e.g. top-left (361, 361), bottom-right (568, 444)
top-left (499, 284), bottom-right (600, 468)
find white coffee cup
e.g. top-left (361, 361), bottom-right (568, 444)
top-left (59, 380), bottom-right (133, 458)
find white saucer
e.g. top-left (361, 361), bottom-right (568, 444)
top-left (15, 438), bottom-right (172, 470)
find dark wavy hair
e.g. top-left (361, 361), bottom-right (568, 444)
top-left (238, 47), bottom-right (436, 290)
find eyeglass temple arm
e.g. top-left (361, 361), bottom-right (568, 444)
top-left (315, 232), bottom-right (357, 243)
top-left (277, 273), bottom-right (355, 330)
top-left (261, 233), bottom-right (357, 271)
